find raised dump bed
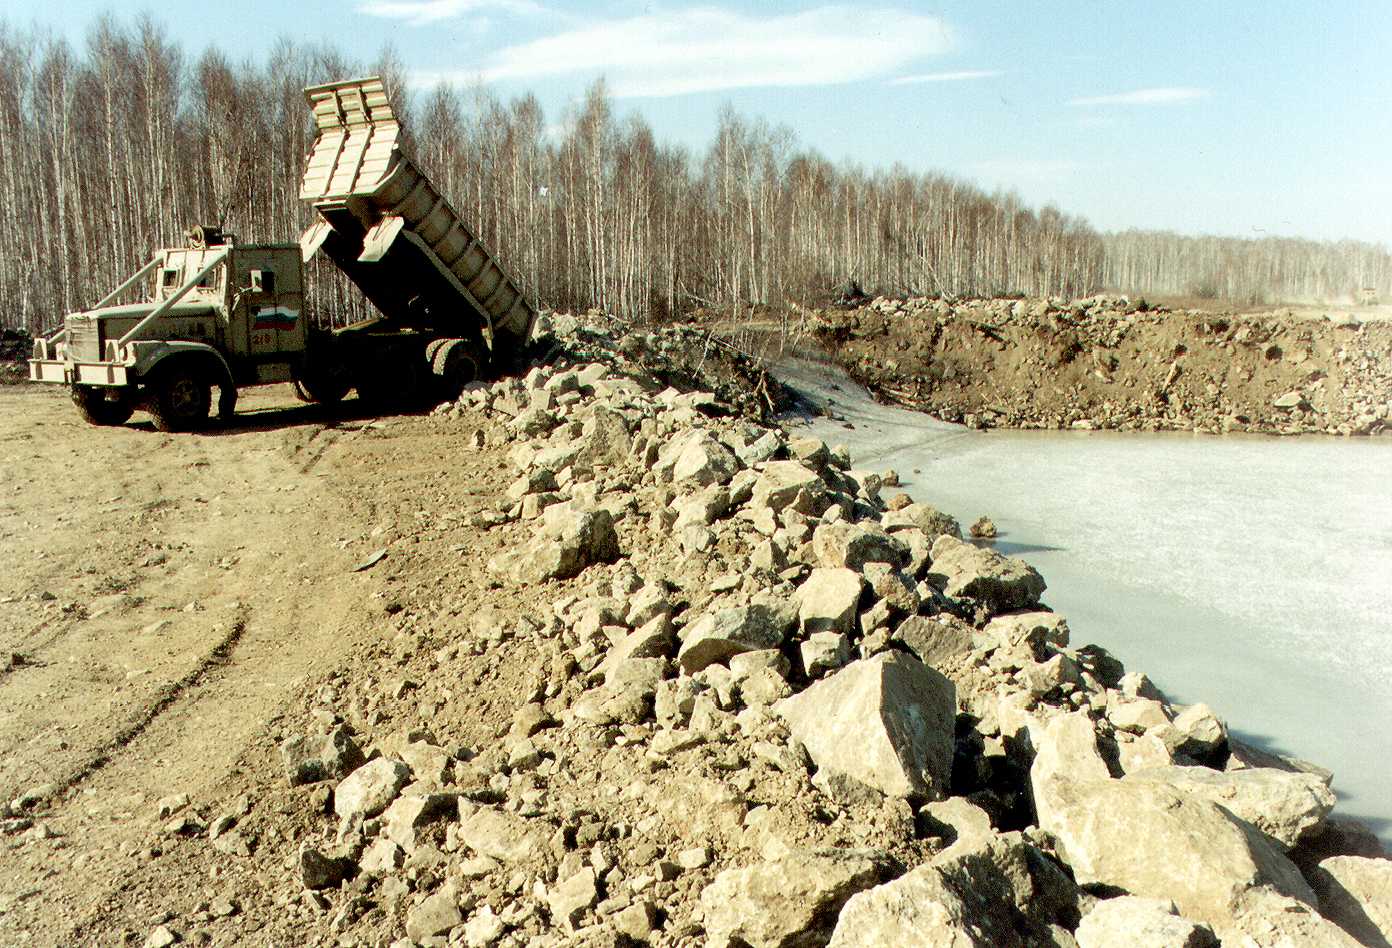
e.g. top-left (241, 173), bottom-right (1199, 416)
top-left (299, 76), bottom-right (534, 358)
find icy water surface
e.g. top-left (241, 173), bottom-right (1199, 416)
top-left (777, 358), bottom-right (1392, 840)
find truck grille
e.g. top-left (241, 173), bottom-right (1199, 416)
top-left (67, 320), bottom-right (101, 362)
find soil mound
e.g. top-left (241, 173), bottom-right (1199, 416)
top-left (813, 296), bottom-right (1392, 436)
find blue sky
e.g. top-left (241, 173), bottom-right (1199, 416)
top-left (9, 1), bottom-right (1391, 245)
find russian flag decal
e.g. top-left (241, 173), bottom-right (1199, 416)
top-left (253, 307), bottom-right (299, 332)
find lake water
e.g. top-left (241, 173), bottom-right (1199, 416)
top-left (777, 358), bottom-right (1392, 841)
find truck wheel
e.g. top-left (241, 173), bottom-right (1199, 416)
top-left (72, 386), bottom-right (134, 426)
top-left (296, 371), bottom-right (350, 405)
top-left (148, 365), bottom-right (212, 432)
top-left (431, 339), bottom-right (481, 399)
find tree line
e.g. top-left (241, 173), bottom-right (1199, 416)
top-left (0, 15), bottom-right (1387, 335)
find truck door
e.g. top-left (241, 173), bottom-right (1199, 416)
top-left (237, 249), bottom-right (307, 360)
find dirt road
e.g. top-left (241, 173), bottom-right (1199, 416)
top-left (0, 384), bottom-right (510, 945)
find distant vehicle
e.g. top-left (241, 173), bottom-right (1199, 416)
top-left (1355, 287), bottom-right (1379, 306)
top-left (29, 76), bottom-right (535, 430)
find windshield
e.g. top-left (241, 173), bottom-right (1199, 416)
top-left (153, 254), bottom-right (225, 301)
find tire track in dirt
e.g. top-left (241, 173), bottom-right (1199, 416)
top-left (0, 387), bottom-right (392, 945)
top-left (33, 609), bottom-right (249, 807)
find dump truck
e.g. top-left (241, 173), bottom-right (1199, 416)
top-left (28, 76), bottom-right (535, 431)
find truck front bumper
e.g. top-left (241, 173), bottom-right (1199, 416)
top-left (28, 359), bottom-right (130, 386)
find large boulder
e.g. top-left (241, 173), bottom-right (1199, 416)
top-left (599, 614), bottom-right (675, 678)
top-left (1166, 702), bottom-right (1228, 758)
top-left (678, 605), bottom-right (791, 673)
top-left (776, 652), bottom-right (955, 800)
top-left (984, 611), bottom-right (1069, 658)
top-left (794, 568), bottom-right (864, 635)
top-left (405, 887), bottom-right (463, 942)
top-left (381, 791), bottom-right (459, 851)
top-left (1030, 709), bottom-right (1107, 773)
top-left (1075, 897), bottom-right (1216, 948)
top-left (827, 859), bottom-right (989, 947)
top-left (299, 845), bottom-right (355, 890)
top-left (672, 485), bottom-right (730, 530)
top-left (279, 726), bottom-right (365, 786)
top-left (893, 614), bottom-right (976, 672)
top-left (699, 848), bottom-right (888, 948)
top-left (1224, 889), bottom-right (1366, 947)
top-left (549, 867), bottom-right (599, 931)
top-left (828, 832), bottom-right (1077, 947)
top-left (1105, 694), bottom-right (1170, 734)
top-left (862, 562), bottom-right (921, 615)
top-left (812, 523), bottom-right (906, 571)
top-left (576, 404), bottom-right (631, 469)
top-left (1036, 774), bottom-right (1316, 930)
top-left (456, 806), bottom-right (550, 865)
top-left (490, 503), bottom-right (620, 583)
top-left (333, 757), bottom-right (410, 823)
top-left (751, 461), bottom-right (825, 513)
top-left (1027, 709), bottom-right (1112, 832)
top-left (880, 502), bottom-right (962, 540)
top-left (799, 631), bottom-right (851, 678)
top-left (667, 432), bottom-right (739, 486)
top-left (927, 536), bottom-right (1045, 613)
top-left (1309, 855), bottom-right (1392, 947)
top-left (1125, 765), bottom-right (1335, 849)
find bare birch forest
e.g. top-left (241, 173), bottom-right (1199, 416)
top-left (1, 16), bottom-right (1388, 333)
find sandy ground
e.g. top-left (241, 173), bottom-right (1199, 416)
top-left (0, 384), bottom-right (513, 945)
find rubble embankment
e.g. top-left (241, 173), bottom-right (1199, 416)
top-left (241, 314), bottom-right (1388, 946)
top-left (813, 297), bottom-right (1392, 436)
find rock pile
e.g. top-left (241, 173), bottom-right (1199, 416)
top-left (267, 353), bottom-right (1386, 946)
top-left (533, 312), bottom-right (789, 421)
top-left (814, 296), bottom-right (1392, 436)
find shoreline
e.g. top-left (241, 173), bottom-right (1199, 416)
top-left (776, 352), bottom-right (1392, 846)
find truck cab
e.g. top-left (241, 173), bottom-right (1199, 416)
top-left (30, 229), bottom-right (308, 430)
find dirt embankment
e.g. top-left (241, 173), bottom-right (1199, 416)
top-left (813, 297), bottom-right (1392, 436)
top-left (1, 314), bottom-right (1387, 947)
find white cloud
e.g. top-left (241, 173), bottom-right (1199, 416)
top-left (1068, 87), bottom-right (1209, 107)
top-left (888, 69), bottom-right (1000, 85)
top-left (418, 6), bottom-right (954, 98)
top-left (357, 0), bottom-right (541, 27)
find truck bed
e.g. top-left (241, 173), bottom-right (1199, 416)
top-left (299, 76), bottom-right (535, 356)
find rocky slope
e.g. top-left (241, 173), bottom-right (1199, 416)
top-left (813, 296), bottom-right (1392, 436)
top-left (5, 314), bottom-right (1388, 947)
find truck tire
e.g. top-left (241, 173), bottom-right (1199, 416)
top-left (431, 339), bottom-right (482, 399)
top-left (294, 373), bottom-right (350, 405)
top-left (148, 364), bottom-right (212, 432)
top-left (72, 385), bottom-right (134, 426)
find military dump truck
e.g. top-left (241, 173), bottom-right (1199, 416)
top-left (28, 76), bottom-right (535, 431)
